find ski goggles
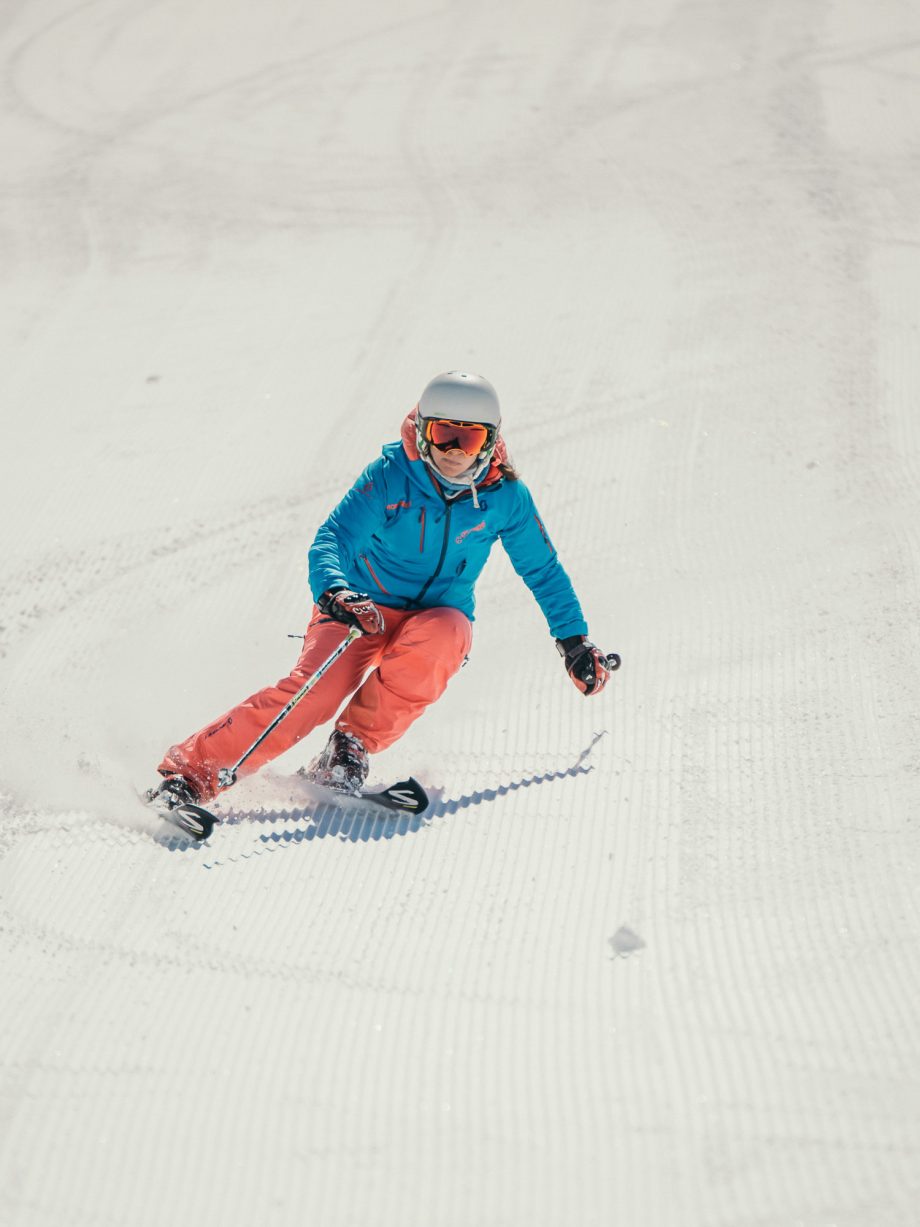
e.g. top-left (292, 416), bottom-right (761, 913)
top-left (423, 418), bottom-right (496, 456)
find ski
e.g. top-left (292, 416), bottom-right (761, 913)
top-left (145, 775), bottom-right (426, 840)
top-left (298, 772), bottom-right (429, 816)
top-left (145, 792), bottom-right (218, 841)
top-left (163, 802), bottom-right (217, 840)
top-left (361, 776), bottom-right (429, 814)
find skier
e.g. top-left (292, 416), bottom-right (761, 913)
top-left (149, 371), bottom-right (618, 815)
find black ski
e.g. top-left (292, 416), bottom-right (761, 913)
top-left (167, 802), bottom-right (217, 840)
top-left (148, 776), bottom-right (426, 840)
top-left (298, 772), bottom-right (429, 815)
top-left (360, 776), bottom-right (429, 815)
top-left (147, 795), bottom-right (217, 841)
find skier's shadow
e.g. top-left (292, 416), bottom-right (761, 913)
top-left (250, 731), bottom-right (606, 848)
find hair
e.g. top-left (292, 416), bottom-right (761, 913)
top-left (495, 435), bottom-right (519, 481)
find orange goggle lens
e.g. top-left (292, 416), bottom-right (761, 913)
top-left (424, 419), bottom-right (492, 456)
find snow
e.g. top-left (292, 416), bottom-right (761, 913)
top-left (2, 0), bottom-right (919, 1223)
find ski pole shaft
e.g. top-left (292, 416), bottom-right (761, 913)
top-left (216, 626), bottom-right (362, 790)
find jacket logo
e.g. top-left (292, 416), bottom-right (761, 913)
top-left (204, 716), bottom-right (233, 739)
top-left (455, 520), bottom-right (486, 545)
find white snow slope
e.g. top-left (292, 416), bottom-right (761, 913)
top-left (2, 1), bottom-right (919, 1224)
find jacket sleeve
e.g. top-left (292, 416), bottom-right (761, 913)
top-left (308, 458), bottom-right (389, 602)
top-left (499, 482), bottom-right (590, 640)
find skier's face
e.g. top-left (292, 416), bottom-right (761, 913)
top-left (430, 446), bottom-right (476, 480)
top-left (421, 416), bottom-right (494, 481)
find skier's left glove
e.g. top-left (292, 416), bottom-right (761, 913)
top-left (318, 587), bottom-right (386, 635)
top-left (556, 635), bottom-right (621, 697)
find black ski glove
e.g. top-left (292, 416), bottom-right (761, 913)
top-left (318, 588), bottom-right (385, 635)
top-left (556, 635), bottom-right (621, 697)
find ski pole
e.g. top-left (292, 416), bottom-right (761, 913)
top-left (216, 625), bottom-right (362, 790)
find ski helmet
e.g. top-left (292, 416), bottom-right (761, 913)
top-left (416, 372), bottom-right (501, 477)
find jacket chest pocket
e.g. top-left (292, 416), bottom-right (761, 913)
top-left (381, 502), bottom-right (443, 556)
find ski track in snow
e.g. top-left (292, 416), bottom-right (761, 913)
top-left (2, 1), bottom-right (920, 1225)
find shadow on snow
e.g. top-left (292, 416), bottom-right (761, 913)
top-left (252, 730), bottom-right (605, 848)
top-left (157, 732), bottom-right (606, 855)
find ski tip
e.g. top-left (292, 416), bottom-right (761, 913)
top-left (376, 777), bottom-right (429, 815)
top-left (181, 804), bottom-right (217, 840)
top-left (162, 803), bottom-right (217, 841)
top-left (405, 777), bottom-right (428, 813)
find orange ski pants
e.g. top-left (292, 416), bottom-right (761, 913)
top-left (158, 604), bottom-right (472, 801)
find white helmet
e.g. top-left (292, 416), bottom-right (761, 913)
top-left (416, 372), bottom-right (501, 477)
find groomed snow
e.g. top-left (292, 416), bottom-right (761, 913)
top-left (2, 1), bottom-right (919, 1224)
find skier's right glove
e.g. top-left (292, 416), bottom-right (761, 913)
top-left (556, 635), bottom-right (621, 697)
top-left (318, 587), bottom-right (386, 635)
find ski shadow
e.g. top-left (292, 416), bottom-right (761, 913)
top-left (233, 731), bottom-right (606, 848)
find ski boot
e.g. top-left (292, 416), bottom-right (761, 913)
top-left (146, 775), bottom-right (216, 841)
top-left (146, 774), bottom-right (201, 810)
top-left (302, 730), bottom-right (369, 795)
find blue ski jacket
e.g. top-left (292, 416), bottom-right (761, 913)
top-left (308, 413), bottom-right (589, 641)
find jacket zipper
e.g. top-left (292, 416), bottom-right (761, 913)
top-left (412, 502), bottom-right (452, 606)
top-left (419, 508), bottom-right (426, 553)
top-left (361, 554), bottom-right (390, 594)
